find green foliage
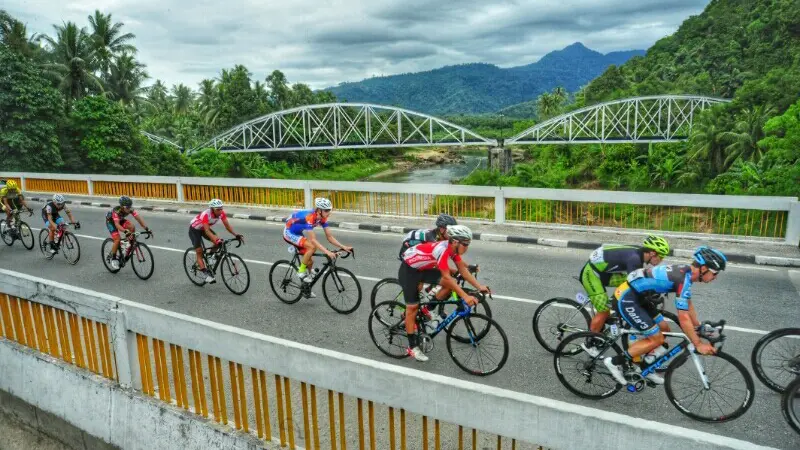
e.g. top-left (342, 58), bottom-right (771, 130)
top-left (0, 46), bottom-right (64, 171)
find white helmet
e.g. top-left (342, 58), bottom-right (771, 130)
top-left (315, 197), bottom-right (332, 210)
top-left (209, 199), bottom-right (224, 208)
top-left (446, 225), bottom-right (473, 242)
top-left (52, 194), bottom-right (66, 205)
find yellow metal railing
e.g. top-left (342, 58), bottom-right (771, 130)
top-left (0, 294), bottom-right (115, 380)
top-left (94, 181), bottom-right (177, 200)
top-left (313, 190), bottom-right (496, 221)
top-left (506, 199), bottom-right (789, 239)
top-left (184, 185), bottom-right (304, 208)
top-left (25, 178), bottom-right (89, 195)
top-left (133, 331), bottom-right (539, 450)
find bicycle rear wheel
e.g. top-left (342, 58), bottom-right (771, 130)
top-left (533, 297), bottom-right (591, 353)
top-left (1, 225), bottom-right (12, 246)
top-left (183, 248), bottom-right (207, 286)
top-left (323, 267), bottom-right (362, 314)
top-left (101, 239), bottom-right (122, 273)
top-left (269, 260), bottom-right (303, 304)
top-left (751, 327), bottom-right (800, 393)
top-left (38, 229), bottom-right (50, 255)
top-left (782, 376), bottom-right (800, 434)
top-left (370, 278), bottom-right (403, 310)
top-left (446, 313), bottom-right (509, 376)
top-left (220, 253), bottom-right (250, 295)
top-left (131, 243), bottom-right (155, 280)
top-left (553, 331), bottom-right (623, 399)
top-left (60, 231), bottom-right (80, 265)
top-left (18, 222), bottom-right (34, 250)
top-left (368, 301), bottom-right (409, 359)
top-left (664, 351), bottom-right (755, 423)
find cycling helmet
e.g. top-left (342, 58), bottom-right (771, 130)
top-left (642, 235), bottom-right (670, 257)
top-left (6, 180), bottom-right (18, 190)
top-left (52, 194), bottom-right (66, 205)
top-left (435, 213), bottom-right (457, 228)
top-left (209, 199), bottom-right (224, 208)
top-left (119, 195), bottom-right (133, 207)
top-left (447, 225), bottom-right (473, 242)
top-left (693, 246), bottom-right (727, 271)
top-left (315, 197), bottom-right (332, 210)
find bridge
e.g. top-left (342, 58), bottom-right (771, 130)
top-left (140, 131), bottom-right (183, 151)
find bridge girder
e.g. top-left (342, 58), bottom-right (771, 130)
top-left (141, 131), bottom-right (183, 151)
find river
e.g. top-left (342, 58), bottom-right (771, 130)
top-left (371, 153), bottom-right (487, 184)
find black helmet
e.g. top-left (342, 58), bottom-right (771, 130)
top-left (693, 246), bottom-right (727, 271)
top-left (119, 196), bottom-right (133, 207)
top-left (435, 213), bottom-right (457, 228)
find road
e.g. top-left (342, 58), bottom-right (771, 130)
top-left (2, 204), bottom-right (798, 448)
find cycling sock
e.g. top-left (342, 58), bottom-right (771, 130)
top-left (298, 263), bottom-right (307, 273)
top-left (408, 334), bottom-right (418, 348)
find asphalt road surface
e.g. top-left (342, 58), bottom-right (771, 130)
top-left (2, 204), bottom-right (798, 449)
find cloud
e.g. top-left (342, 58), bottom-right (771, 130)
top-left (5, 0), bottom-right (710, 90)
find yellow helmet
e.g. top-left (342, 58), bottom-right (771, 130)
top-left (6, 180), bottom-right (18, 190)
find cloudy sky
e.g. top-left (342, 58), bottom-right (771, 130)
top-left (10, 0), bottom-right (710, 90)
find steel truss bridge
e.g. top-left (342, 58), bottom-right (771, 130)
top-left (506, 95), bottom-right (730, 145)
top-left (140, 131), bottom-right (183, 150)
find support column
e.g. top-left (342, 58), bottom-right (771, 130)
top-left (786, 201), bottom-right (800, 247)
top-left (494, 189), bottom-right (505, 224)
top-left (87, 178), bottom-right (94, 196)
top-left (303, 182), bottom-right (313, 209)
top-left (110, 310), bottom-right (135, 388)
top-left (176, 180), bottom-right (185, 202)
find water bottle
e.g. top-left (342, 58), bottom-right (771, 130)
top-left (207, 253), bottom-right (216, 267)
top-left (644, 346), bottom-right (667, 365)
top-left (310, 267), bottom-right (321, 279)
top-left (609, 324), bottom-right (619, 337)
top-left (121, 239), bottom-right (130, 252)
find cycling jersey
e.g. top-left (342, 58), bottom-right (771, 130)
top-left (41, 201), bottom-right (68, 226)
top-left (285, 210), bottom-right (328, 234)
top-left (625, 264), bottom-right (693, 311)
top-left (190, 209), bottom-right (227, 230)
top-left (398, 228), bottom-right (438, 258)
top-left (581, 245), bottom-right (646, 313)
top-left (0, 187), bottom-right (21, 200)
top-left (402, 240), bottom-right (461, 272)
top-left (105, 206), bottom-right (139, 224)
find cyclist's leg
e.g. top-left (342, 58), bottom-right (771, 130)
top-left (398, 263), bottom-right (427, 359)
top-left (108, 221), bottom-right (121, 255)
top-left (617, 292), bottom-right (664, 359)
top-left (581, 263), bottom-right (610, 333)
top-left (189, 228), bottom-right (206, 270)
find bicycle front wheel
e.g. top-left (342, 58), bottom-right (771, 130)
top-left (368, 301), bottom-right (409, 359)
top-left (183, 248), bottom-right (206, 286)
top-left (533, 297), bottom-right (591, 353)
top-left (553, 331), bottom-right (623, 399)
top-left (100, 238), bottom-right (121, 273)
top-left (1, 225), bottom-right (12, 246)
top-left (131, 243), bottom-right (155, 280)
top-left (323, 267), bottom-right (362, 314)
top-left (60, 231), bottom-right (80, 265)
top-left (446, 313), bottom-right (509, 376)
top-left (782, 376), bottom-right (800, 434)
top-left (665, 351), bottom-right (755, 423)
top-left (370, 278), bottom-right (403, 310)
top-left (38, 229), bottom-right (50, 255)
top-left (18, 222), bottom-right (34, 250)
top-left (751, 327), bottom-right (800, 393)
top-left (220, 253), bottom-right (250, 295)
top-left (269, 260), bottom-right (303, 304)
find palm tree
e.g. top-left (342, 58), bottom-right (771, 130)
top-left (171, 83), bottom-right (194, 115)
top-left (536, 93), bottom-right (560, 120)
top-left (552, 86), bottom-right (567, 104)
top-left (41, 22), bottom-right (103, 102)
top-left (197, 79), bottom-right (220, 127)
top-left (87, 10), bottom-right (136, 77)
top-left (106, 52), bottom-right (148, 106)
top-left (146, 79), bottom-right (170, 112)
top-left (720, 105), bottom-right (775, 166)
top-left (687, 107), bottom-right (729, 175)
top-left (0, 11), bottom-right (40, 58)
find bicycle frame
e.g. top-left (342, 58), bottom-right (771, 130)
top-left (418, 298), bottom-right (474, 339)
top-left (288, 248), bottom-right (353, 288)
top-left (118, 232), bottom-right (151, 265)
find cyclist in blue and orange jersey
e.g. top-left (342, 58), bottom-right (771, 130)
top-left (603, 246), bottom-right (727, 386)
top-left (283, 197), bottom-right (352, 282)
top-left (105, 196), bottom-right (151, 269)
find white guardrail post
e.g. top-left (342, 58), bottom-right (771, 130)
top-left (87, 176), bottom-right (94, 196)
top-left (109, 309), bottom-right (135, 388)
top-left (494, 188), bottom-right (505, 224)
top-left (176, 178), bottom-right (184, 202)
top-left (786, 200), bottom-right (800, 247)
top-left (19, 175), bottom-right (26, 191)
top-left (304, 181), bottom-right (313, 209)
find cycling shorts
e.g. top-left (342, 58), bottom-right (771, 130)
top-left (189, 227), bottom-right (212, 250)
top-left (398, 262), bottom-right (442, 305)
top-left (579, 263), bottom-right (611, 313)
top-left (615, 283), bottom-right (664, 337)
top-left (43, 216), bottom-right (65, 227)
top-left (106, 218), bottom-right (129, 237)
top-left (283, 228), bottom-right (307, 250)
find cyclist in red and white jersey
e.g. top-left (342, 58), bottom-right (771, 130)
top-left (399, 224), bottom-right (488, 361)
top-left (189, 199), bottom-right (243, 283)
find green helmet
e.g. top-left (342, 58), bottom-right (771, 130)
top-left (642, 235), bottom-right (670, 257)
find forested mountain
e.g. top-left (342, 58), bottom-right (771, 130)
top-left (326, 43), bottom-right (644, 115)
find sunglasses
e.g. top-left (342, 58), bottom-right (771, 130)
top-left (459, 241), bottom-right (471, 247)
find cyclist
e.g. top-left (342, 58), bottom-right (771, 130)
top-left (399, 224), bottom-right (489, 362)
top-left (581, 235), bottom-right (671, 353)
top-left (398, 213), bottom-right (457, 258)
top-left (1, 180), bottom-right (32, 226)
top-left (604, 246), bottom-right (727, 386)
top-left (189, 199), bottom-right (243, 284)
top-left (105, 196), bottom-right (151, 269)
top-left (41, 194), bottom-right (80, 256)
top-left (283, 197), bottom-right (352, 283)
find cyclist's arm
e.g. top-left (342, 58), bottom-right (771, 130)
top-left (322, 227), bottom-right (348, 250)
top-left (454, 259), bottom-right (485, 291)
top-left (677, 301), bottom-right (704, 346)
top-left (438, 265), bottom-right (470, 301)
top-left (133, 213), bottom-right (148, 230)
top-left (66, 209), bottom-right (76, 223)
top-left (114, 215), bottom-right (126, 233)
top-left (2, 198), bottom-right (9, 211)
top-left (46, 211), bottom-right (55, 227)
top-left (221, 216), bottom-right (239, 237)
top-left (18, 195), bottom-right (28, 208)
top-left (202, 222), bottom-right (219, 242)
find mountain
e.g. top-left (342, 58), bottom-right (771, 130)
top-left (325, 43), bottom-right (644, 115)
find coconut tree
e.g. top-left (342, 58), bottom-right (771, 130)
top-left (41, 21), bottom-right (103, 102)
top-left (87, 10), bottom-right (136, 77)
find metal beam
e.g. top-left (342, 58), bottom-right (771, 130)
top-left (140, 131), bottom-right (183, 151)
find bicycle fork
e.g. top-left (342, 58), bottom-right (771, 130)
top-left (687, 343), bottom-right (711, 390)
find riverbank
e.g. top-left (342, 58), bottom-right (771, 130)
top-left (366, 148), bottom-right (467, 181)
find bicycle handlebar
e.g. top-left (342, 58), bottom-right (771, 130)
top-left (697, 319), bottom-right (726, 344)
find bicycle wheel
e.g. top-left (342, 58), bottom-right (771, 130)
top-left (269, 260), bottom-right (303, 304)
top-left (1, 223), bottom-right (13, 246)
top-left (220, 253), bottom-right (250, 295)
top-left (183, 248), bottom-right (207, 286)
top-left (131, 243), bottom-right (155, 280)
top-left (100, 239), bottom-right (121, 273)
top-left (446, 313), bottom-right (509, 376)
top-left (60, 231), bottom-right (80, 265)
top-left (554, 331), bottom-right (623, 399)
top-left (18, 222), bottom-right (34, 250)
top-left (441, 294), bottom-right (493, 344)
top-left (38, 229), bottom-right (50, 255)
top-left (322, 267), bottom-right (362, 314)
top-left (533, 297), bottom-right (591, 353)
top-left (622, 310), bottom-right (682, 373)
top-left (664, 351), bottom-right (755, 423)
top-left (370, 278), bottom-right (403, 310)
top-left (751, 327), bottom-right (800, 393)
top-left (368, 301), bottom-right (409, 359)
top-left (782, 376), bottom-right (800, 434)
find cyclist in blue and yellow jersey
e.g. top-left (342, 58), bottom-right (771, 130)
top-left (603, 246), bottom-right (727, 386)
top-left (283, 198), bottom-right (352, 283)
top-left (580, 235), bottom-right (671, 342)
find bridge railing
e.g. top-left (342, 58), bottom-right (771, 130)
top-left (0, 269), bottom-right (766, 450)
top-left (2, 172), bottom-right (798, 245)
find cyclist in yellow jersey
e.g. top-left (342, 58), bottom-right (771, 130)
top-left (1, 180), bottom-right (32, 226)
